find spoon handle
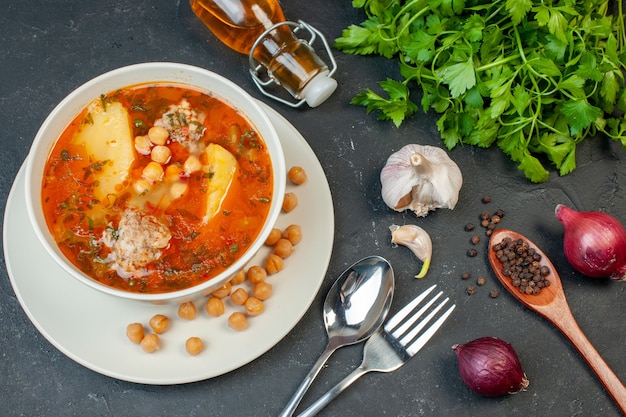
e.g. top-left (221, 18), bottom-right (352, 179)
top-left (553, 313), bottom-right (626, 413)
top-left (278, 344), bottom-right (336, 417)
top-left (295, 366), bottom-right (369, 417)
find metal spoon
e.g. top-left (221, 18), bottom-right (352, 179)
top-left (279, 255), bottom-right (394, 417)
top-left (488, 229), bottom-right (626, 414)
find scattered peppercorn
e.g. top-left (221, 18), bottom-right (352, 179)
top-left (482, 195), bottom-right (492, 204)
top-left (466, 286), bottom-right (476, 295)
top-left (464, 223), bottom-right (475, 232)
top-left (480, 211), bottom-right (490, 221)
top-left (461, 271), bottom-right (471, 280)
top-left (490, 289), bottom-right (499, 298)
top-left (476, 276), bottom-right (486, 286)
top-left (467, 248), bottom-right (478, 257)
top-left (471, 235), bottom-right (480, 245)
top-left (492, 236), bottom-right (551, 295)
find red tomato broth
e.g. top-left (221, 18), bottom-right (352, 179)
top-left (41, 83), bottom-right (273, 293)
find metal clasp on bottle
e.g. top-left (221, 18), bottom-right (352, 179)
top-left (248, 20), bottom-right (337, 108)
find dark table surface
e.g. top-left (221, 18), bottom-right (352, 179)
top-left (2, 1), bottom-right (625, 416)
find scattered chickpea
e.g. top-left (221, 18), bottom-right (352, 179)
top-left (142, 161), bottom-right (164, 183)
top-left (178, 301), bottom-right (197, 320)
top-left (265, 253), bottom-right (285, 275)
top-left (265, 228), bottom-right (282, 246)
top-left (148, 126), bottom-right (169, 145)
top-left (151, 145), bottom-right (172, 165)
top-left (282, 192), bottom-right (298, 212)
top-left (134, 135), bottom-right (152, 155)
top-left (185, 337), bottom-right (205, 356)
top-left (282, 224), bottom-right (302, 246)
top-left (245, 297), bottom-right (265, 316)
top-left (287, 166), bottom-right (307, 185)
top-left (230, 287), bottom-right (249, 306)
top-left (206, 297), bottom-right (225, 317)
top-left (228, 312), bottom-right (248, 331)
top-left (273, 238), bottom-right (294, 259)
top-left (126, 323), bottom-right (145, 344)
top-left (149, 314), bottom-right (170, 334)
top-left (253, 281), bottom-right (272, 301)
top-left (140, 333), bottom-right (161, 353)
top-left (247, 265), bottom-right (267, 284)
top-left (230, 269), bottom-right (246, 285)
top-left (212, 282), bottom-right (232, 299)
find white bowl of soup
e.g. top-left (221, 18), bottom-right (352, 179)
top-left (25, 62), bottom-right (286, 303)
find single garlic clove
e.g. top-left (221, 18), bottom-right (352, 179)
top-left (390, 224), bottom-right (432, 278)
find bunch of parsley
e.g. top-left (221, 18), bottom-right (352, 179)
top-left (335, 0), bottom-right (626, 182)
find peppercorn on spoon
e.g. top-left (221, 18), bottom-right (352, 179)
top-left (488, 228), bottom-right (626, 414)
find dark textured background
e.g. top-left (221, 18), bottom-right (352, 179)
top-left (1, 1), bottom-right (625, 416)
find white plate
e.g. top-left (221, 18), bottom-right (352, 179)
top-left (3, 103), bottom-right (334, 384)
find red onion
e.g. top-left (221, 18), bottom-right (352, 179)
top-left (555, 204), bottom-right (626, 280)
top-left (452, 336), bottom-right (529, 397)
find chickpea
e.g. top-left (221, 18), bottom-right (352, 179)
top-left (164, 163), bottom-right (183, 181)
top-left (169, 181), bottom-right (188, 199)
top-left (230, 269), bottom-right (246, 285)
top-left (282, 224), bottom-right (302, 246)
top-left (265, 253), bottom-right (284, 275)
top-left (177, 301), bottom-right (197, 320)
top-left (264, 228), bottom-right (282, 246)
top-left (133, 178), bottom-right (152, 195)
top-left (211, 282), bottom-right (232, 298)
top-left (282, 192), bottom-right (298, 213)
top-left (134, 135), bottom-right (152, 155)
top-left (183, 155), bottom-right (202, 174)
top-left (247, 265), bottom-right (267, 284)
top-left (228, 312), bottom-right (248, 331)
top-left (185, 337), bottom-right (205, 356)
top-left (230, 287), bottom-right (249, 306)
top-left (126, 322), bottom-right (145, 344)
top-left (149, 314), bottom-right (170, 334)
top-left (245, 297), bottom-right (265, 316)
top-left (253, 281), bottom-right (273, 301)
top-left (142, 161), bottom-right (164, 183)
top-left (140, 333), bottom-right (161, 353)
top-left (205, 297), bottom-right (225, 317)
top-left (151, 145), bottom-right (172, 165)
top-left (273, 238), bottom-right (294, 259)
top-left (148, 126), bottom-right (169, 145)
top-left (288, 166), bottom-right (307, 185)
top-left (227, 124), bottom-right (241, 146)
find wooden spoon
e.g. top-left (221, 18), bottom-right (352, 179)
top-left (488, 228), bottom-right (626, 413)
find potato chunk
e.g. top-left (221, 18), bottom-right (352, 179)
top-left (73, 99), bottom-right (135, 203)
top-left (202, 143), bottom-right (237, 223)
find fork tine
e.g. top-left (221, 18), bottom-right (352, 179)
top-left (384, 284), bottom-right (436, 332)
top-left (389, 291), bottom-right (444, 340)
top-left (394, 298), bottom-right (450, 346)
top-left (405, 303), bottom-right (456, 356)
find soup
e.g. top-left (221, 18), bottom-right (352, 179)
top-left (41, 83), bottom-right (273, 293)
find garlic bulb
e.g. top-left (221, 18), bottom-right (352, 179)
top-left (390, 224), bottom-right (432, 278)
top-left (381, 144), bottom-right (463, 217)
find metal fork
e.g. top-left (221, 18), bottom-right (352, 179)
top-left (295, 285), bottom-right (455, 417)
